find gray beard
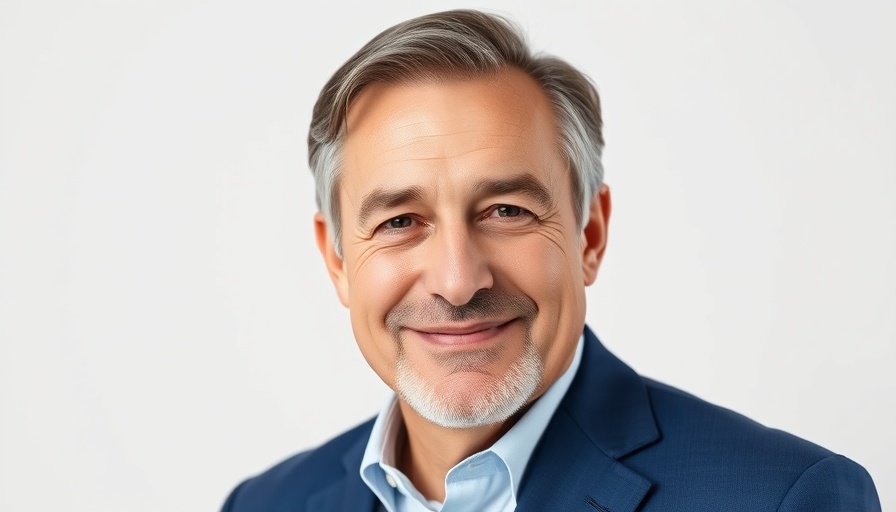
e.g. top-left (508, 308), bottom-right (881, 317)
top-left (386, 288), bottom-right (542, 429)
top-left (395, 337), bottom-right (543, 429)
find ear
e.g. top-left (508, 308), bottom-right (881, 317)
top-left (314, 212), bottom-right (350, 307)
top-left (581, 184), bottom-right (611, 286)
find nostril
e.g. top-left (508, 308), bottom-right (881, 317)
top-left (421, 231), bottom-right (495, 306)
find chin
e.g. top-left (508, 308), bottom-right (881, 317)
top-left (395, 340), bottom-right (543, 429)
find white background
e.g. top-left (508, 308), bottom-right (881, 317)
top-left (1, 1), bottom-right (893, 510)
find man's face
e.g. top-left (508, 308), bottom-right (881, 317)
top-left (316, 68), bottom-right (609, 428)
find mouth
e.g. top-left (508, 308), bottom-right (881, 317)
top-left (406, 319), bottom-right (516, 348)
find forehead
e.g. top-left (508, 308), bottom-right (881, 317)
top-left (341, 68), bottom-right (566, 197)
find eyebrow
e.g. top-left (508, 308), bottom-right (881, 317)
top-left (475, 174), bottom-right (554, 211)
top-left (357, 186), bottom-right (426, 227)
top-left (355, 173), bottom-right (554, 227)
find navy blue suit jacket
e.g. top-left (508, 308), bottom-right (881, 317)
top-left (222, 328), bottom-right (880, 511)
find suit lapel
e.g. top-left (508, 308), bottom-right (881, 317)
top-left (306, 430), bottom-right (378, 512)
top-left (517, 327), bottom-right (660, 512)
top-left (516, 410), bottom-right (651, 511)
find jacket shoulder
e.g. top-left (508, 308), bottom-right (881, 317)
top-left (221, 418), bottom-right (375, 512)
top-left (642, 376), bottom-right (831, 461)
top-left (778, 454), bottom-right (880, 511)
top-left (633, 378), bottom-right (880, 509)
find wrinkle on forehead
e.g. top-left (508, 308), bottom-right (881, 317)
top-left (339, 67), bottom-right (572, 230)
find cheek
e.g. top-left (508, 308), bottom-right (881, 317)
top-left (346, 251), bottom-right (417, 379)
top-left (499, 235), bottom-right (582, 298)
top-left (495, 234), bottom-right (586, 372)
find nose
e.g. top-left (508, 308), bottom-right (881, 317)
top-left (422, 222), bottom-right (494, 306)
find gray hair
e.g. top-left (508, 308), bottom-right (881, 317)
top-left (308, 9), bottom-right (604, 255)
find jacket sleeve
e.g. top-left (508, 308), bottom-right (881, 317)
top-left (777, 454), bottom-right (881, 512)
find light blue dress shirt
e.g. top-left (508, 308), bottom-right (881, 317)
top-left (360, 336), bottom-right (584, 512)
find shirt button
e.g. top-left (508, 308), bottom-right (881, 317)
top-left (385, 473), bottom-right (398, 488)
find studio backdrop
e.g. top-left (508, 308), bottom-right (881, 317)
top-left (0, 1), bottom-right (893, 511)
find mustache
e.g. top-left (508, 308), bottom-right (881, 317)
top-left (385, 288), bottom-right (538, 339)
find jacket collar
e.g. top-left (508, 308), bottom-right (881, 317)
top-left (306, 429), bottom-right (378, 512)
top-left (565, 326), bottom-right (660, 458)
top-left (515, 326), bottom-right (659, 512)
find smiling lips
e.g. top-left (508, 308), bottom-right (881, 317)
top-left (408, 319), bottom-right (515, 347)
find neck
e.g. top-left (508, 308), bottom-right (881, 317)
top-left (394, 400), bottom-right (529, 503)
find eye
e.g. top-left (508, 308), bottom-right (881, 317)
top-left (371, 214), bottom-right (426, 244)
top-left (495, 205), bottom-right (523, 217)
top-left (378, 215), bottom-right (414, 231)
top-left (480, 204), bottom-right (538, 229)
top-left (486, 204), bottom-right (534, 219)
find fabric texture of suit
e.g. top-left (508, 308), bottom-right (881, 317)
top-left (222, 327), bottom-right (880, 511)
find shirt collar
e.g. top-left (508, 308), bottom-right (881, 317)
top-left (360, 334), bottom-right (585, 504)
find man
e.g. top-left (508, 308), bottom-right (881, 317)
top-left (223, 10), bottom-right (880, 511)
